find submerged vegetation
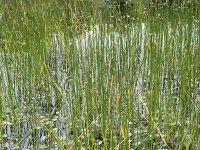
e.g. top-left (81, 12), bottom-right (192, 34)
top-left (1, 0), bottom-right (200, 149)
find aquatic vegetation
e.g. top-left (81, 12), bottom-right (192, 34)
top-left (1, 0), bottom-right (199, 149)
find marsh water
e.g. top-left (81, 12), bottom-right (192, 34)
top-left (1, 18), bottom-right (199, 149)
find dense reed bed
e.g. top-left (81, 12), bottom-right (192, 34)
top-left (1, 0), bottom-right (199, 149)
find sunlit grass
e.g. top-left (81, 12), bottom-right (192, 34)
top-left (1, 0), bottom-right (199, 149)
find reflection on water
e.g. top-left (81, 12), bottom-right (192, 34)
top-left (0, 22), bottom-right (199, 149)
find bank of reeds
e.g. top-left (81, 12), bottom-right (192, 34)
top-left (1, 0), bottom-right (199, 149)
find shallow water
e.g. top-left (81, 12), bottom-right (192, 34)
top-left (1, 22), bottom-right (199, 149)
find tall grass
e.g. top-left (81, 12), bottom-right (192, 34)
top-left (1, 0), bottom-right (199, 149)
